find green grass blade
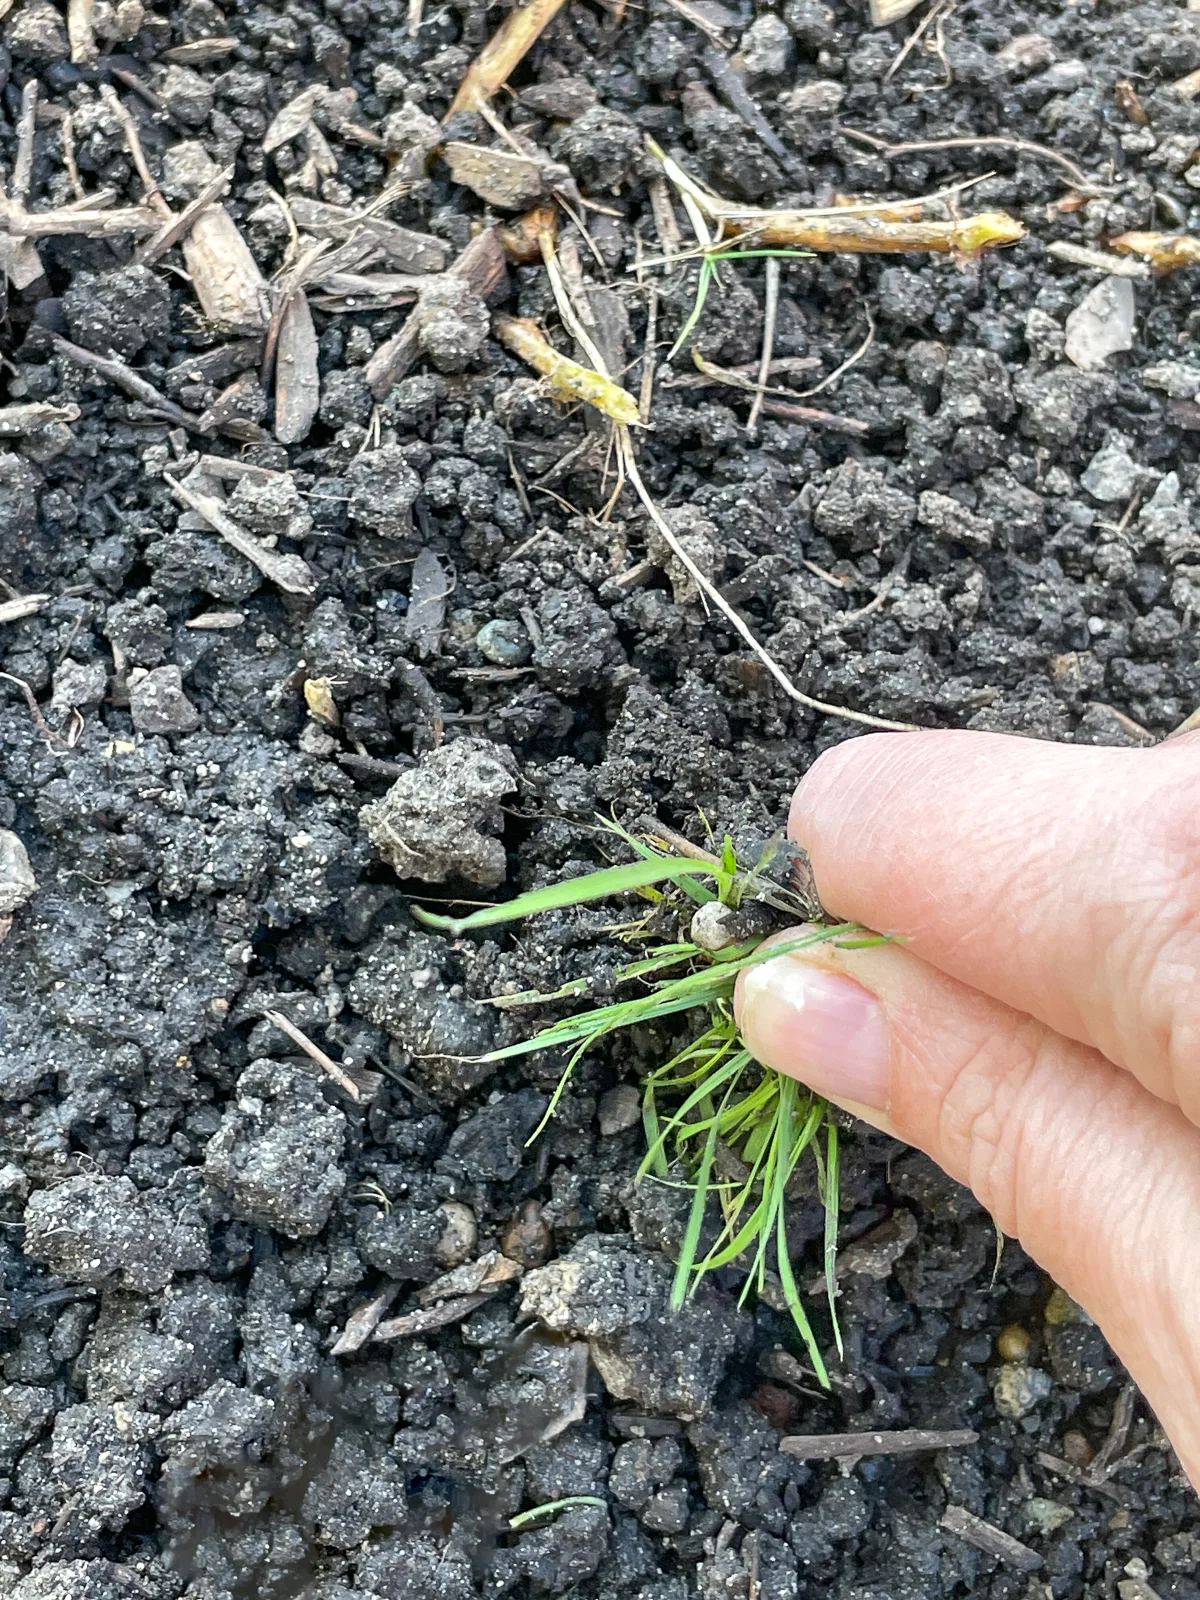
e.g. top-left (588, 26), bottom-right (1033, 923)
top-left (412, 856), bottom-right (724, 935)
top-left (776, 1197), bottom-right (829, 1387)
top-left (671, 1107), bottom-right (721, 1310)
top-left (668, 255), bottom-right (715, 360)
top-left (822, 1117), bottom-right (843, 1359)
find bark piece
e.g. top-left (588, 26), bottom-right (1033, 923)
top-left (182, 205), bottom-right (270, 334)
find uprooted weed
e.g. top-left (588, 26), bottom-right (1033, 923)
top-left (415, 821), bottom-right (886, 1386)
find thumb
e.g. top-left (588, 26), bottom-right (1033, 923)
top-left (734, 930), bottom-right (1200, 1484)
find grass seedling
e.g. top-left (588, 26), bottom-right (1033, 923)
top-left (415, 821), bottom-right (887, 1386)
top-left (509, 1496), bottom-right (608, 1530)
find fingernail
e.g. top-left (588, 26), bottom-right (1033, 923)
top-left (737, 954), bottom-right (892, 1110)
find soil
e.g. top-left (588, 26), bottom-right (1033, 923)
top-left (1, 0), bottom-right (1199, 1597)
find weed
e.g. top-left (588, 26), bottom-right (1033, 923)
top-left (415, 822), bottom-right (886, 1387)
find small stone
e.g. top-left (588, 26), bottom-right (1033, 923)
top-left (917, 490), bottom-right (993, 553)
top-left (1044, 1285), bottom-right (1084, 1325)
top-left (996, 1323), bottom-right (1032, 1363)
top-left (1081, 434), bottom-right (1151, 502)
top-left (476, 617), bottom-right (532, 666)
top-left (129, 665), bottom-right (202, 734)
top-left (0, 830), bottom-right (37, 916)
top-left (1064, 276), bottom-right (1136, 372)
top-left (992, 1361), bottom-right (1054, 1419)
top-left (436, 1201), bottom-right (477, 1267)
top-left (415, 277), bottom-right (489, 375)
top-left (1144, 360), bottom-right (1200, 400)
top-left (157, 63), bottom-right (214, 125)
top-left (598, 1084), bottom-right (641, 1136)
top-left (1062, 1428), bottom-right (1095, 1467)
top-left (5, 0), bottom-right (69, 62)
top-left (502, 1200), bottom-right (552, 1267)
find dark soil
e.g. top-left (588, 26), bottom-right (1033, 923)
top-left (2, 0), bottom-right (1199, 1596)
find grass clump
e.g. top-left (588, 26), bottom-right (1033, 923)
top-left (415, 822), bottom-right (884, 1387)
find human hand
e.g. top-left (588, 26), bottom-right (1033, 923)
top-left (734, 729), bottom-right (1200, 1485)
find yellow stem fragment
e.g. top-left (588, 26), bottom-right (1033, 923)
top-left (724, 210), bottom-right (1024, 259)
top-left (447, 0), bottom-right (570, 117)
top-left (1108, 231), bottom-right (1200, 274)
top-left (494, 313), bottom-right (642, 426)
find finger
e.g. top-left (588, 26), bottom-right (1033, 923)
top-left (735, 931), bottom-right (1200, 1484)
top-left (790, 729), bottom-right (1200, 1123)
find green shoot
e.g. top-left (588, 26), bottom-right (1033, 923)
top-left (665, 243), bottom-right (814, 362)
top-left (509, 1497), bottom-right (607, 1530)
top-left (413, 826), bottom-right (886, 1386)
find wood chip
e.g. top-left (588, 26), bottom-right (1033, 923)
top-left (447, 0), bottom-right (570, 116)
top-left (418, 1250), bottom-right (522, 1306)
top-left (782, 1428), bottom-right (978, 1461)
top-left (181, 204), bottom-right (271, 334)
top-left (330, 1287), bottom-right (398, 1355)
top-left (162, 36), bottom-right (239, 63)
top-left (274, 289), bottom-right (320, 444)
top-left (195, 454), bottom-right (285, 484)
top-left (940, 1506), bottom-right (1042, 1572)
top-left (164, 473), bottom-right (316, 595)
top-left (0, 595), bottom-right (48, 624)
top-left (0, 201), bottom-right (159, 238)
top-left (365, 226), bottom-right (507, 397)
top-left (371, 1292), bottom-right (493, 1341)
top-left (443, 142), bottom-right (545, 210)
top-left (185, 610), bottom-right (246, 629)
top-left (287, 196), bottom-right (449, 272)
top-left (264, 85), bottom-right (328, 152)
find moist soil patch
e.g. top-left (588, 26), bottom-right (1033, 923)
top-left (1, 0), bottom-right (1198, 1597)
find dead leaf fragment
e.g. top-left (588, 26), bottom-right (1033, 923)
top-left (444, 142), bottom-right (545, 210)
top-left (418, 1250), bottom-right (523, 1306)
top-left (274, 289), bottom-right (320, 445)
top-left (1109, 231), bottom-right (1200, 273)
top-left (304, 677), bottom-right (340, 725)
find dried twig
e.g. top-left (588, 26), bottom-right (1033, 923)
top-left (758, 397), bottom-right (869, 436)
top-left (0, 595), bottom-right (48, 624)
top-left (940, 1507), bottom-right (1042, 1572)
top-left (12, 80), bottom-right (38, 205)
top-left (0, 202), bottom-right (158, 238)
top-left (701, 46), bottom-right (796, 173)
top-left (59, 114), bottom-right (83, 201)
top-left (447, 0), bottom-right (569, 116)
top-left (262, 1008), bottom-right (379, 1101)
top-left (164, 473), bottom-right (316, 595)
top-left (781, 1427), bottom-right (977, 1461)
top-left (825, 546), bottom-right (911, 631)
top-left (1046, 240), bottom-right (1149, 279)
top-left (639, 284), bottom-right (658, 425)
top-left (100, 84), bottom-right (170, 217)
top-left (135, 168), bottom-right (231, 265)
top-left (840, 126), bottom-right (1103, 194)
top-left (747, 255), bottom-right (779, 437)
top-left (51, 335), bottom-right (208, 433)
top-left (67, 0), bottom-right (96, 65)
top-left (407, 0), bottom-right (424, 33)
top-left (659, 0), bottom-right (729, 47)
